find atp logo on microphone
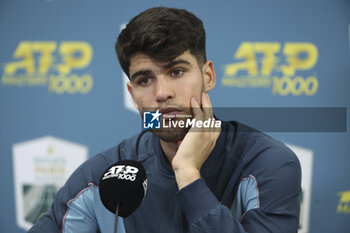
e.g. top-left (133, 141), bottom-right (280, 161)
top-left (102, 165), bottom-right (139, 181)
top-left (143, 110), bottom-right (161, 129)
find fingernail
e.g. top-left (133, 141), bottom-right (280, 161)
top-left (190, 97), bottom-right (195, 106)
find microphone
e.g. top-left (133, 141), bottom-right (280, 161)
top-left (99, 160), bottom-right (147, 232)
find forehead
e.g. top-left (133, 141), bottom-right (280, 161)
top-left (129, 51), bottom-right (198, 75)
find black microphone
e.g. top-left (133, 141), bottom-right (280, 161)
top-left (99, 160), bottom-right (147, 232)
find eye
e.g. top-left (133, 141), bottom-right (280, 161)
top-left (169, 69), bottom-right (184, 77)
top-left (137, 77), bottom-right (153, 86)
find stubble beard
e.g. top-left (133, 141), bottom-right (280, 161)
top-left (151, 112), bottom-right (192, 142)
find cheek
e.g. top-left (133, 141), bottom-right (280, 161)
top-left (177, 82), bottom-right (203, 105)
top-left (133, 91), bottom-right (155, 108)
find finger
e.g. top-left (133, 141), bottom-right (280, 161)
top-left (201, 93), bottom-right (220, 132)
top-left (201, 92), bottom-right (213, 117)
top-left (190, 97), bottom-right (204, 120)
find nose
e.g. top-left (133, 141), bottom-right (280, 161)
top-left (155, 76), bottom-right (174, 103)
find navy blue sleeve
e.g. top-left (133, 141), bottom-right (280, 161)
top-left (27, 153), bottom-right (113, 233)
top-left (177, 179), bottom-right (247, 233)
top-left (176, 147), bottom-right (301, 233)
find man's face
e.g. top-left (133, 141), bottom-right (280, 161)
top-left (127, 51), bottom-right (215, 142)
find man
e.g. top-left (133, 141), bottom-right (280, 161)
top-left (29, 7), bottom-right (301, 233)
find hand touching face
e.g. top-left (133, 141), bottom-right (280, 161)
top-left (127, 51), bottom-right (216, 142)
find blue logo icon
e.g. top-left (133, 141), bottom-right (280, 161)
top-left (143, 110), bottom-right (161, 129)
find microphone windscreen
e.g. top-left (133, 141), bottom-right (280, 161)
top-left (99, 160), bottom-right (147, 217)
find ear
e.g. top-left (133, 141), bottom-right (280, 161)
top-left (202, 60), bottom-right (216, 92)
top-left (127, 82), bottom-right (140, 110)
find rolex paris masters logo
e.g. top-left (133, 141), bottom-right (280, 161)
top-left (143, 109), bottom-right (221, 129)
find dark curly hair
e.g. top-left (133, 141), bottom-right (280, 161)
top-left (115, 7), bottom-right (207, 77)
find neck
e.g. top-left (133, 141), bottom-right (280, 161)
top-left (159, 139), bottom-right (179, 166)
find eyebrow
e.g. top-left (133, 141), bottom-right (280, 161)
top-left (130, 59), bottom-right (192, 82)
top-left (130, 70), bottom-right (152, 82)
top-left (162, 59), bottom-right (192, 70)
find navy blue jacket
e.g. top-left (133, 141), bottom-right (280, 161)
top-left (28, 121), bottom-right (301, 233)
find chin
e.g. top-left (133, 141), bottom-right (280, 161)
top-left (152, 127), bottom-right (190, 142)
